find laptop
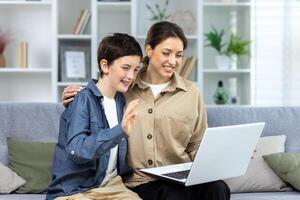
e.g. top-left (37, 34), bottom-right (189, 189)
top-left (140, 122), bottom-right (265, 186)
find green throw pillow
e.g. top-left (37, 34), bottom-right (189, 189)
top-left (263, 152), bottom-right (300, 191)
top-left (7, 138), bottom-right (55, 193)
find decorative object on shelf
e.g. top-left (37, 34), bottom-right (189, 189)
top-left (204, 27), bottom-right (251, 70)
top-left (204, 26), bottom-right (230, 69)
top-left (213, 80), bottom-right (228, 105)
top-left (228, 77), bottom-right (238, 104)
top-left (0, 29), bottom-right (12, 68)
top-left (59, 41), bottom-right (91, 82)
top-left (145, 0), bottom-right (171, 22)
top-left (171, 9), bottom-right (196, 35)
top-left (16, 41), bottom-right (28, 69)
top-left (176, 56), bottom-right (197, 79)
top-left (72, 9), bottom-right (91, 35)
top-left (226, 33), bottom-right (251, 70)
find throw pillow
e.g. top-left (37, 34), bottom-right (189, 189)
top-left (0, 163), bottom-right (26, 193)
top-left (7, 138), bottom-right (55, 193)
top-left (224, 135), bottom-right (290, 193)
top-left (263, 152), bottom-right (300, 191)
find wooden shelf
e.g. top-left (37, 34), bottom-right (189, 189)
top-left (0, 68), bottom-right (52, 73)
top-left (0, 1), bottom-right (51, 6)
top-left (57, 82), bottom-right (88, 86)
top-left (203, 69), bottom-right (251, 73)
top-left (58, 34), bottom-right (92, 40)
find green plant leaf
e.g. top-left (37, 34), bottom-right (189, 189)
top-left (204, 26), bottom-right (226, 55)
top-left (226, 33), bottom-right (251, 57)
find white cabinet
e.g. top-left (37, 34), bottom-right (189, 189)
top-left (0, 0), bottom-right (254, 105)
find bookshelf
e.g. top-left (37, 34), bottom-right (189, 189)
top-left (202, 0), bottom-right (254, 105)
top-left (0, 0), bottom-right (53, 102)
top-left (0, 0), bottom-right (255, 105)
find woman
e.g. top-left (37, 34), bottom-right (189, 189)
top-left (63, 21), bottom-right (230, 200)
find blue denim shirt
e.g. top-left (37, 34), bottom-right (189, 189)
top-left (46, 80), bottom-right (128, 200)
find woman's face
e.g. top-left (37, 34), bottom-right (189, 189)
top-left (146, 37), bottom-right (184, 82)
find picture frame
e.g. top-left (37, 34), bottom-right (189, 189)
top-left (59, 40), bottom-right (91, 82)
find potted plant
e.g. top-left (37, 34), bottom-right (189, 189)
top-left (204, 26), bottom-right (230, 69)
top-left (226, 33), bottom-right (251, 69)
top-left (204, 27), bottom-right (251, 70)
top-left (0, 29), bottom-right (12, 68)
top-left (145, 0), bottom-right (171, 22)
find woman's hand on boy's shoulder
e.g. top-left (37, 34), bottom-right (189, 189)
top-left (62, 85), bottom-right (82, 107)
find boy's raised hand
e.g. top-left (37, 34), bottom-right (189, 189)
top-left (122, 99), bottom-right (139, 136)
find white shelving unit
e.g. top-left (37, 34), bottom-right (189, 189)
top-left (202, 0), bottom-right (254, 105)
top-left (0, 0), bottom-right (53, 102)
top-left (0, 0), bottom-right (255, 105)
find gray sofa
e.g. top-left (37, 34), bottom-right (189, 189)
top-left (0, 103), bottom-right (300, 200)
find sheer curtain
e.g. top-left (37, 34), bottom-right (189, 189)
top-left (253, 0), bottom-right (300, 106)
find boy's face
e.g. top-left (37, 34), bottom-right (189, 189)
top-left (105, 55), bottom-right (141, 93)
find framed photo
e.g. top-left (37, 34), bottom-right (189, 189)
top-left (59, 41), bottom-right (91, 82)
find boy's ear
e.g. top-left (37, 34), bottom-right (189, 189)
top-left (145, 44), bottom-right (153, 58)
top-left (100, 59), bottom-right (109, 75)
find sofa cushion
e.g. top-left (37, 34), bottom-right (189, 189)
top-left (263, 152), bottom-right (300, 191)
top-left (231, 191), bottom-right (300, 200)
top-left (0, 194), bottom-right (46, 200)
top-left (224, 135), bottom-right (289, 193)
top-left (0, 103), bottom-right (63, 165)
top-left (0, 163), bottom-right (26, 193)
top-left (7, 138), bottom-right (55, 194)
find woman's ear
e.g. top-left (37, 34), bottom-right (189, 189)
top-left (100, 59), bottom-right (109, 75)
top-left (145, 44), bottom-right (153, 58)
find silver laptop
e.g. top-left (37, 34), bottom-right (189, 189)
top-left (140, 122), bottom-right (265, 186)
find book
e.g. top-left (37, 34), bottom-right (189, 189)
top-left (180, 56), bottom-right (197, 79)
top-left (74, 10), bottom-right (89, 35)
top-left (79, 11), bottom-right (91, 34)
top-left (23, 42), bottom-right (28, 68)
top-left (16, 41), bottom-right (28, 68)
top-left (176, 57), bottom-right (187, 75)
top-left (16, 42), bottom-right (22, 68)
top-left (72, 10), bottom-right (84, 34)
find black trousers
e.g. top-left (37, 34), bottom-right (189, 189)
top-left (131, 179), bottom-right (230, 200)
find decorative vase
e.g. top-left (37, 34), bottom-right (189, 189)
top-left (230, 55), bottom-right (238, 70)
top-left (228, 77), bottom-right (239, 104)
top-left (0, 54), bottom-right (6, 68)
top-left (213, 80), bottom-right (228, 105)
top-left (216, 55), bottom-right (230, 70)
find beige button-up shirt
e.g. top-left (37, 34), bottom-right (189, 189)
top-left (124, 67), bottom-right (208, 188)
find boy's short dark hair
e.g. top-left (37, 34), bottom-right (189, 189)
top-left (97, 33), bottom-right (143, 77)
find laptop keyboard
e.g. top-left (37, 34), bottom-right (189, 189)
top-left (162, 170), bottom-right (190, 180)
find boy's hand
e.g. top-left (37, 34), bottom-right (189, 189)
top-left (122, 99), bottom-right (139, 136)
top-left (62, 85), bottom-right (82, 107)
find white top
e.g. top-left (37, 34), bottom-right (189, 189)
top-left (142, 80), bottom-right (171, 98)
top-left (100, 96), bottom-right (119, 186)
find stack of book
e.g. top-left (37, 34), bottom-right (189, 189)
top-left (72, 9), bottom-right (91, 35)
top-left (176, 56), bottom-right (197, 79)
top-left (16, 41), bottom-right (28, 68)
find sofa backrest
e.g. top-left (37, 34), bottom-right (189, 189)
top-left (0, 103), bottom-right (64, 165)
top-left (1, 103), bottom-right (299, 165)
top-left (207, 106), bottom-right (300, 153)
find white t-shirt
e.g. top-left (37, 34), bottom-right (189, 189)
top-left (100, 96), bottom-right (119, 186)
top-left (141, 80), bottom-right (171, 98)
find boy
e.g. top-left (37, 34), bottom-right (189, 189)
top-left (46, 33), bottom-right (143, 200)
